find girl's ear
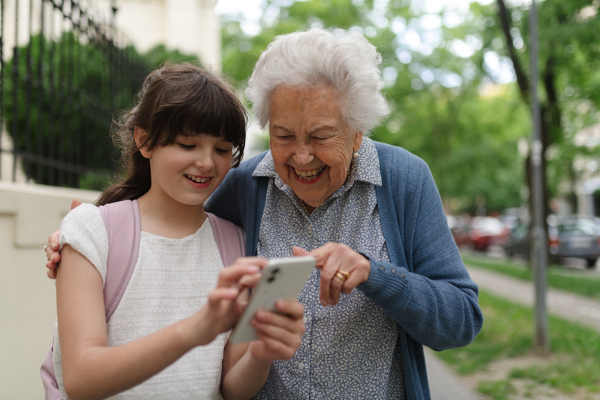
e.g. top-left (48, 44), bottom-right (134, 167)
top-left (134, 127), bottom-right (151, 159)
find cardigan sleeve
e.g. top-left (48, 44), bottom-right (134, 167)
top-left (205, 152), bottom-right (269, 257)
top-left (205, 167), bottom-right (244, 228)
top-left (358, 151), bottom-right (483, 351)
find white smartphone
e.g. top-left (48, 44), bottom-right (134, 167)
top-left (229, 256), bottom-right (316, 344)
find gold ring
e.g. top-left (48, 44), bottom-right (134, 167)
top-left (334, 270), bottom-right (350, 283)
top-left (44, 245), bottom-right (48, 251)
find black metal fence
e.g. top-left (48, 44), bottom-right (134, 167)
top-left (0, 0), bottom-right (149, 188)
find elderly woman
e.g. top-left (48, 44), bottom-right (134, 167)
top-left (205, 28), bottom-right (483, 399)
top-left (47, 28), bottom-right (482, 399)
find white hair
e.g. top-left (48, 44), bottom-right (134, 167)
top-left (245, 28), bottom-right (390, 135)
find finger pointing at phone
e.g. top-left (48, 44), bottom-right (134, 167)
top-left (293, 244), bottom-right (371, 307)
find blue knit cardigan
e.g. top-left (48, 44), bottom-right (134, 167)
top-left (205, 140), bottom-right (484, 400)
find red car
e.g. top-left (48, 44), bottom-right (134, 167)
top-left (469, 217), bottom-right (510, 251)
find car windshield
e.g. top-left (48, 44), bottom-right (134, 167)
top-left (472, 217), bottom-right (504, 234)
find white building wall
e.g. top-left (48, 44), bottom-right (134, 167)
top-left (102, 0), bottom-right (221, 70)
top-left (1, 131), bottom-right (29, 183)
top-left (1, 0), bottom-right (221, 69)
top-left (109, 0), bottom-right (167, 51)
top-left (0, 183), bottom-right (100, 399)
top-left (574, 122), bottom-right (600, 217)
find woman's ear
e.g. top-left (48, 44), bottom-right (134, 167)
top-left (134, 127), bottom-right (151, 159)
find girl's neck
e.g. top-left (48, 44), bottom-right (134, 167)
top-left (136, 194), bottom-right (207, 239)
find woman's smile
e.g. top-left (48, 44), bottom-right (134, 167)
top-left (292, 165), bottom-right (327, 182)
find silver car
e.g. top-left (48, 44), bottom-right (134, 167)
top-left (504, 215), bottom-right (600, 269)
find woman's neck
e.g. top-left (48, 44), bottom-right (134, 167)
top-left (300, 199), bottom-right (316, 215)
top-left (136, 194), bottom-right (207, 239)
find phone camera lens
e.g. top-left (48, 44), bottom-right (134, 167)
top-left (267, 267), bottom-right (280, 283)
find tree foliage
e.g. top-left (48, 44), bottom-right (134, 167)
top-left (220, 0), bottom-right (534, 213)
top-left (491, 0), bottom-right (600, 214)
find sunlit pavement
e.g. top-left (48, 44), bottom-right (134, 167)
top-left (425, 348), bottom-right (482, 399)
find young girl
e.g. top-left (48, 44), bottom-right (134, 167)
top-left (50, 63), bottom-right (305, 399)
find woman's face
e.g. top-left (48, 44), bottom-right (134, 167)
top-left (269, 85), bottom-right (363, 210)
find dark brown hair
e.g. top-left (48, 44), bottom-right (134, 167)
top-left (97, 62), bottom-right (247, 206)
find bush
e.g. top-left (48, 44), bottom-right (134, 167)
top-left (4, 33), bottom-right (198, 190)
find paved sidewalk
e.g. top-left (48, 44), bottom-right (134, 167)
top-left (425, 348), bottom-right (481, 399)
top-left (467, 266), bottom-right (600, 333)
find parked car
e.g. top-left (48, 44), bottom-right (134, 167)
top-left (504, 215), bottom-right (600, 268)
top-left (447, 214), bottom-right (472, 247)
top-left (468, 216), bottom-right (510, 251)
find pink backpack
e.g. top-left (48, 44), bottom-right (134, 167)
top-left (40, 200), bottom-right (245, 399)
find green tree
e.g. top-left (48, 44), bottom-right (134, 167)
top-left (220, 0), bottom-right (531, 213)
top-left (492, 0), bottom-right (600, 215)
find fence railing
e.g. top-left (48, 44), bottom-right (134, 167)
top-left (0, 0), bottom-right (149, 188)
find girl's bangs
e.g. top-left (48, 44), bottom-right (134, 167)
top-left (158, 86), bottom-right (246, 147)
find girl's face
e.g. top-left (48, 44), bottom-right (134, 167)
top-left (138, 130), bottom-right (233, 208)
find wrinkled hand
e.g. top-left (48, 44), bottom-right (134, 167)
top-left (293, 243), bottom-right (370, 306)
top-left (45, 199), bottom-right (82, 279)
top-left (248, 299), bottom-right (305, 361)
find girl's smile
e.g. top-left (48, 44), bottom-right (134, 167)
top-left (184, 174), bottom-right (213, 187)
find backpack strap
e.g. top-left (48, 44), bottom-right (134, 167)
top-left (206, 212), bottom-right (245, 267)
top-left (100, 199), bottom-right (141, 321)
top-left (41, 349), bottom-right (61, 400)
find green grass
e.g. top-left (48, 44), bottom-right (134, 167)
top-left (436, 290), bottom-right (600, 398)
top-left (461, 253), bottom-right (600, 300)
top-left (478, 379), bottom-right (515, 400)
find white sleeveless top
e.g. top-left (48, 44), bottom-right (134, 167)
top-left (54, 203), bottom-right (228, 399)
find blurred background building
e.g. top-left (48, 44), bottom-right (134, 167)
top-left (102, 0), bottom-right (222, 70)
top-left (574, 122), bottom-right (600, 217)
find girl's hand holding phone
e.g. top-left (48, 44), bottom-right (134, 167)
top-left (227, 256), bottom-right (313, 361)
top-left (220, 257), bottom-right (309, 399)
top-left (248, 299), bottom-right (306, 362)
top-left (194, 257), bottom-right (266, 345)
